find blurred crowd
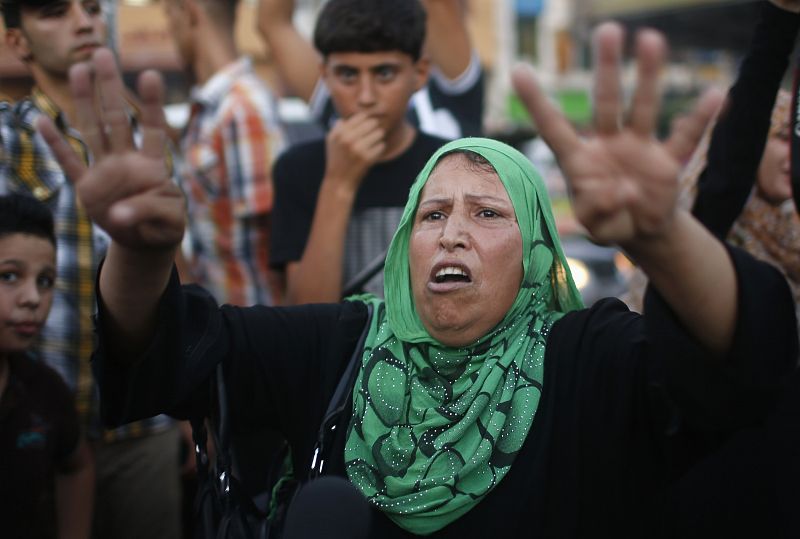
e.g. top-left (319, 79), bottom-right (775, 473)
top-left (0, 0), bottom-right (799, 537)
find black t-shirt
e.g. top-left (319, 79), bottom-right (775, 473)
top-left (94, 246), bottom-right (797, 538)
top-left (270, 132), bottom-right (446, 295)
top-left (0, 353), bottom-right (81, 539)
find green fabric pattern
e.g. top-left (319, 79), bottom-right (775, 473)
top-left (344, 138), bottom-right (583, 535)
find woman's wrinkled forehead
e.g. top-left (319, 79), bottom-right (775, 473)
top-left (416, 152), bottom-right (512, 209)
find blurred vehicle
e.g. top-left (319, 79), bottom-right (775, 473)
top-left (562, 235), bottom-right (632, 306)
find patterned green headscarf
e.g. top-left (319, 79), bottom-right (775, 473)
top-left (344, 138), bottom-right (583, 535)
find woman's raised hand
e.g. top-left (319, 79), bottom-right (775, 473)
top-left (512, 23), bottom-right (715, 251)
top-left (37, 48), bottom-right (185, 252)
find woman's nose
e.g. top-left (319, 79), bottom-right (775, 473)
top-left (439, 214), bottom-right (470, 251)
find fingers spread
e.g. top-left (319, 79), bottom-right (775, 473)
top-left (70, 62), bottom-right (105, 159)
top-left (94, 48), bottom-right (133, 153)
top-left (592, 22), bottom-right (625, 135)
top-left (511, 63), bottom-right (581, 158)
top-left (137, 70), bottom-right (168, 160)
top-left (664, 86), bottom-right (725, 162)
top-left (35, 115), bottom-right (88, 184)
top-left (628, 29), bottom-right (666, 137)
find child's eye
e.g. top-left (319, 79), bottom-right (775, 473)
top-left (37, 275), bottom-right (55, 289)
top-left (82, 0), bottom-right (102, 15)
top-left (375, 66), bottom-right (397, 82)
top-left (0, 271), bottom-right (18, 283)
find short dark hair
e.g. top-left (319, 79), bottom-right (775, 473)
top-left (313, 0), bottom-right (426, 61)
top-left (1, 0), bottom-right (53, 29)
top-left (0, 194), bottom-right (56, 247)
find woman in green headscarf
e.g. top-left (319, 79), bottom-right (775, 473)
top-left (40, 20), bottom-right (798, 539)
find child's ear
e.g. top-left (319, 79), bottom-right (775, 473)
top-left (5, 29), bottom-right (32, 63)
top-left (412, 57), bottom-right (430, 92)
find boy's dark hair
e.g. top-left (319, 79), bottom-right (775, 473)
top-left (0, 194), bottom-right (56, 247)
top-left (313, 0), bottom-right (426, 61)
top-left (1, 0), bottom-right (52, 29)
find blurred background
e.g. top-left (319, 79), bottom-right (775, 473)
top-left (0, 0), bottom-right (786, 304)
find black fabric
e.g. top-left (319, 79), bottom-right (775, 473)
top-left (270, 132), bottom-right (446, 269)
top-left (425, 71), bottom-right (485, 138)
top-left (692, 1), bottom-right (800, 237)
top-left (0, 353), bottom-right (81, 539)
top-left (93, 246), bottom-right (797, 538)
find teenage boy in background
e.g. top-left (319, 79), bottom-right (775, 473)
top-left (257, 0), bottom-right (484, 140)
top-left (0, 1), bottom-right (182, 536)
top-left (270, 0), bottom-right (448, 304)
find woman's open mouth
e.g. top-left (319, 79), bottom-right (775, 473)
top-left (428, 264), bottom-right (472, 292)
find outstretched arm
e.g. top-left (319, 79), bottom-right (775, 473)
top-left (37, 49), bottom-right (185, 359)
top-left (256, 0), bottom-right (320, 101)
top-left (513, 24), bottom-right (734, 356)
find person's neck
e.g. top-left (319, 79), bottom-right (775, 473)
top-left (31, 70), bottom-right (77, 126)
top-left (379, 122), bottom-right (417, 162)
top-left (192, 28), bottom-right (239, 87)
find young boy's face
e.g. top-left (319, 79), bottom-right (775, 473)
top-left (0, 233), bottom-right (56, 355)
top-left (322, 50), bottom-right (429, 137)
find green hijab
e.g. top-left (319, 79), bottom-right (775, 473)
top-left (344, 138), bottom-right (583, 535)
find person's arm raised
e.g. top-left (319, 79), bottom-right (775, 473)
top-left (421, 0), bottom-right (473, 81)
top-left (513, 24), bottom-right (734, 357)
top-left (256, 0), bottom-right (320, 102)
top-left (37, 49), bottom-right (185, 359)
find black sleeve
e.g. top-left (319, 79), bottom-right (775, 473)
top-left (269, 148), bottom-right (320, 268)
top-left (92, 267), bottom-right (369, 449)
top-left (692, 1), bottom-right (800, 237)
top-left (644, 244), bottom-right (798, 433)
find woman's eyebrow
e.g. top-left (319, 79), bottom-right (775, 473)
top-left (417, 197), bottom-right (452, 208)
top-left (464, 193), bottom-right (512, 206)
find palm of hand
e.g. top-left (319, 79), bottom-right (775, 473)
top-left (37, 49), bottom-right (186, 252)
top-left (74, 152), bottom-right (185, 250)
top-left (564, 132), bottom-right (681, 246)
top-left (513, 24), bottom-right (716, 250)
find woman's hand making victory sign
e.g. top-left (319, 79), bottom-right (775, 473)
top-left (37, 48), bottom-right (185, 253)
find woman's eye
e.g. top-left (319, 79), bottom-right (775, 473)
top-left (424, 211), bottom-right (444, 221)
top-left (479, 209), bottom-right (498, 218)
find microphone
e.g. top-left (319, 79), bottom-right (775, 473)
top-left (282, 477), bottom-right (372, 539)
